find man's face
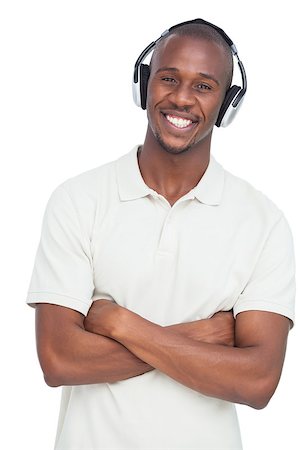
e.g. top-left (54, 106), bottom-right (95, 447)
top-left (146, 35), bottom-right (230, 154)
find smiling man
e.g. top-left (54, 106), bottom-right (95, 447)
top-left (146, 30), bottom-right (232, 156)
top-left (27, 19), bottom-right (295, 450)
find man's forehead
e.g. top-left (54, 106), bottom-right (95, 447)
top-left (151, 34), bottom-right (229, 78)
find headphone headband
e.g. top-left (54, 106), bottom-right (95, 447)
top-left (168, 19), bottom-right (235, 50)
top-left (132, 18), bottom-right (247, 127)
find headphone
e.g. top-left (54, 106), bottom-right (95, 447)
top-left (132, 18), bottom-right (247, 127)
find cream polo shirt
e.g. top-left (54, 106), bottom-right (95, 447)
top-left (27, 145), bottom-right (295, 450)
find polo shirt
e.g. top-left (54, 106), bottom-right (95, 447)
top-left (27, 145), bottom-right (295, 450)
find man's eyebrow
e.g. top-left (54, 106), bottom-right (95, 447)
top-left (155, 67), bottom-right (179, 74)
top-left (155, 67), bottom-right (220, 85)
top-left (197, 72), bottom-right (220, 86)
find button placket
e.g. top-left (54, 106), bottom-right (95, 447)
top-left (157, 213), bottom-right (173, 254)
top-left (156, 202), bottom-right (186, 254)
top-left (151, 192), bottom-right (195, 254)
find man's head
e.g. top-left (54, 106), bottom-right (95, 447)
top-left (145, 23), bottom-right (234, 155)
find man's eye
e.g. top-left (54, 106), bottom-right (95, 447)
top-left (161, 77), bottom-right (176, 83)
top-left (196, 83), bottom-right (211, 90)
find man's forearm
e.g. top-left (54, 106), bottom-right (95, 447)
top-left (99, 305), bottom-right (289, 409)
top-left (39, 302), bottom-right (233, 387)
top-left (107, 310), bottom-right (252, 404)
top-left (79, 301), bottom-right (235, 388)
top-left (36, 304), bottom-right (153, 387)
top-left (56, 328), bottom-right (154, 386)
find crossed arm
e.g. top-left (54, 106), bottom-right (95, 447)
top-left (36, 300), bottom-right (290, 409)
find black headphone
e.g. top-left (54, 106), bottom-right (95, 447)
top-left (132, 18), bottom-right (247, 127)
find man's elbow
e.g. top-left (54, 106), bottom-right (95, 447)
top-left (243, 375), bottom-right (279, 410)
top-left (247, 393), bottom-right (271, 410)
top-left (44, 370), bottom-right (63, 388)
top-left (39, 352), bottom-right (64, 387)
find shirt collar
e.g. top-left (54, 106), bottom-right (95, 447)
top-left (115, 145), bottom-right (225, 206)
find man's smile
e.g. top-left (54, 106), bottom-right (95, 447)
top-left (161, 112), bottom-right (199, 132)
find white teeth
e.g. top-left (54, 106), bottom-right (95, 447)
top-left (166, 114), bottom-right (193, 128)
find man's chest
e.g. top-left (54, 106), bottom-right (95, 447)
top-left (90, 199), bottom-right (263, 325)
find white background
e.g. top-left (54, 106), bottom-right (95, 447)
top-left (0, 0), bottom-right (299, 449)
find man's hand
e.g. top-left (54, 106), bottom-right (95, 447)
top-left (84, 299), bottom-right (122, 336)
top-left (85, 299), bottom-right (235, 347)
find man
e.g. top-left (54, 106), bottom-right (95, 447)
top-left (27, 19), bottom-right (295, 450)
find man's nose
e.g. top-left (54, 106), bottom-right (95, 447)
top-left (168, 83), bottom-right (195, 108)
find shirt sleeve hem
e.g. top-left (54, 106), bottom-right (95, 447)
top-left (26, 291), bottom-right (91, 316)
top-left (233, 300), bottom-right (295, 327)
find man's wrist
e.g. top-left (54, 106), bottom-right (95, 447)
top-left (109, 307), bottom-right (136, 340)
top-left (84, 299), bottom-right (129, 338)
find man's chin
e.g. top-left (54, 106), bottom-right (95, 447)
top-left (156, 134), bottom-right (192, 155)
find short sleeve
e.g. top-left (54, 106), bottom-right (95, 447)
top-left (26, 185), bottom-right (95, 315)
top-left (233, 214), bottom-right (296, 326)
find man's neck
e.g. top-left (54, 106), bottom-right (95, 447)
top-left (137, 127), bottom-right (211, 202)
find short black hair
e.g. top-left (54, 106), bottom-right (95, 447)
top-left (151, 23), bottom-right (234, 89)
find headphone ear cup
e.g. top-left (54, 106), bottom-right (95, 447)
top-left (216, 85), bottom-right (241, 127)
top-left (140, 64), bottom-right (150, 110)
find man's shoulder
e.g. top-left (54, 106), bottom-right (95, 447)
top-left (59, 157), bottom-right (118, 197)
top-left (222, 164), bottom-right (283, 221)
top-left (44, 151), bottom-right (128, 221)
